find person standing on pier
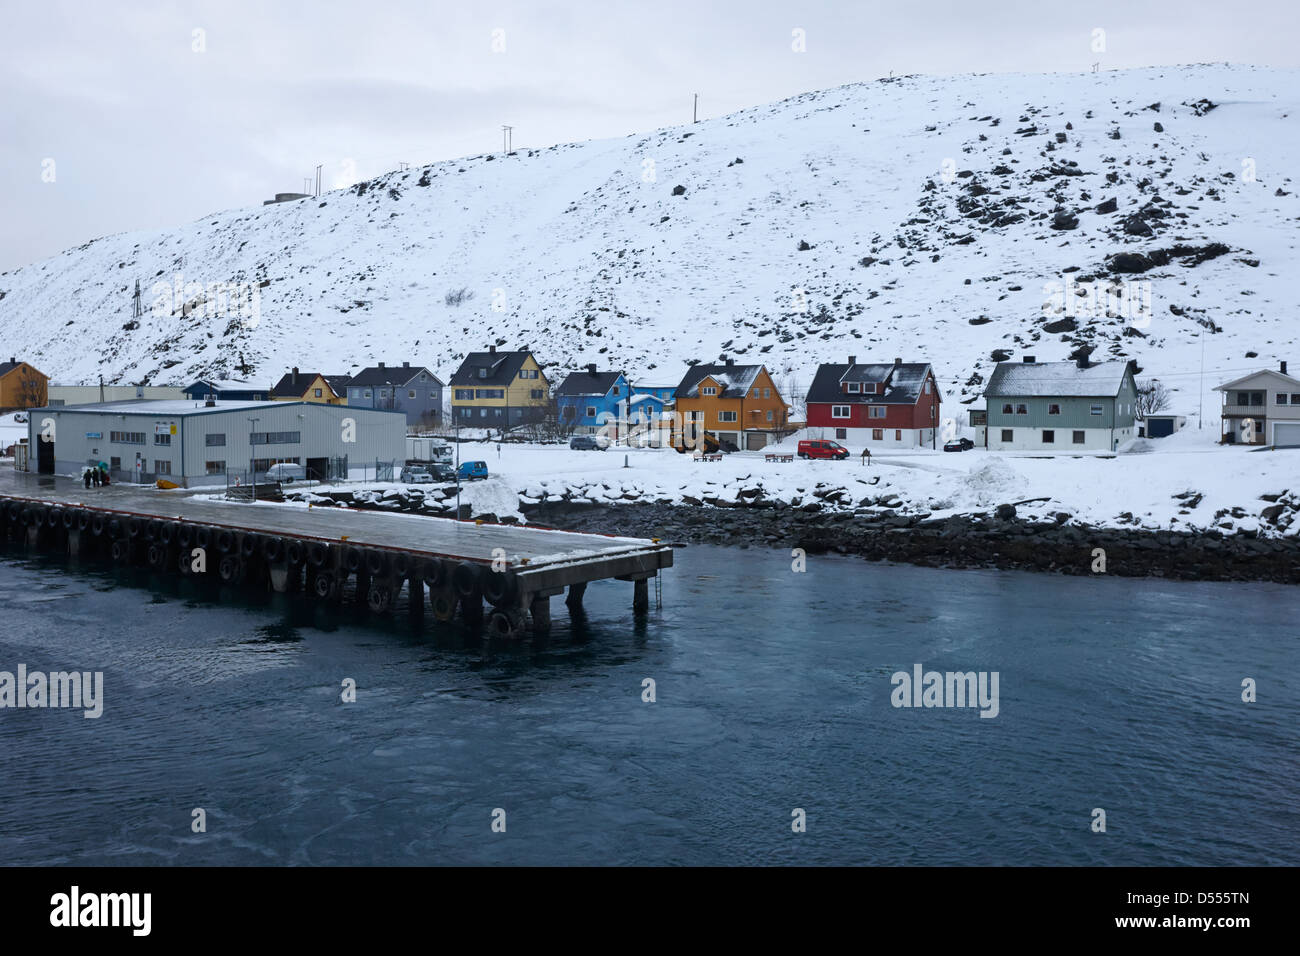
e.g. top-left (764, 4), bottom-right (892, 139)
top-left (83, 468), bottom-right (92, 489)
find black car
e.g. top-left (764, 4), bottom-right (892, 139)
top-left (943, 437), bottom-right (976, 452)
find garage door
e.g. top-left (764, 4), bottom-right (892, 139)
top-left (1273, 423), bottom-right (1300, 447)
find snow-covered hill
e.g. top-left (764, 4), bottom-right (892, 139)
top-left (1, 63), bottom-right (1297, 415)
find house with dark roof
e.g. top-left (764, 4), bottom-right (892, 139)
top-left (345, 362), bottom-right (443, 426)
top-left (556, 366), bottom-right (629, 434)
top-left (0, 357), bottom-right (48, 410)
top-left (805, 356), bottom-right (940, 449)
top-left (449, 347), bottom-right (550, 428)
top-left (673, 359), bottom-right (788, 450)
top-left (983, 356), bottom-right (1137, 452)
top-left (1213, 361), bottom-right (1300, 446)
top-left (182, 379), bottom-right (272, 402)
top-left (272, 367), bottom-right (348, 405)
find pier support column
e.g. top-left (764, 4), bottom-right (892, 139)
top-left (565, 582), bottom-right (586, 610)
top-left (268, 562), bottom-right (291, 593)
top-left (407, 576), bottom-right (424, 618)
top-left (67, 530), bottom-right (81, 558)
top-left (633, 578), bottom-right (649, 613)
top-left (530, 595), bottom-right (551, 634)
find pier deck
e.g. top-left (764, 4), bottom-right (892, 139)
top-left (0, 475), bottom-right (672, 639)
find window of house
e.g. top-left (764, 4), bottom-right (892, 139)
top-left (766, 410), bottom-right (773, 421)
top-left (895, 430), bottom-right (901, 441)
top-left (752, 388), bottom-right (760, 398)
top-left (1278, 393), bottom-right (1290, 405)
top-left (924, 379), bottom-right (932, 394)
top-left (479, 408), bottom-right (487, 418)
top-left (611, 386), bottom-right (620, 396)
top-left (1042, 430), bottom-right (1055, 443)
top-left (702, 386), bottom-right (717, 396)
top-left (454, 389), bottom-right (473, 401)
top-left (475, 389), bottom-right (504, 399)
top-left (154, 433), bottom-right (171, 446)
top-left (719, 411), bottom-right (737, 423)
top-left (409, 390), bottom-right (417, 399)
top-left (156, 460), bottom-right (171, 475)
top-left (479, 369), bottom-right (487, 379)
top-left (1001, 403), bottom-right (1013, 414)
top-left (847, 382), bottom-right (861, 393)
top-left (872, 429), bottom-right (883, 440)
top-left (111, 431), bottom-right (145, 444)
top-left (530, 389), bottom-right (544, 399)
top-left (1073, 430), bottom-right (1085, 444)
top-left (586, 406), bottom-right (596, 418)
top-left (364, 390), bottom-right (372, 399)
top-left (764, 388), bottom-right (771, 398)
top-left (314, 388), bottom-right (323, 398)
top-left (110, 457), bottom-right (121, 471)
top-left (1048, 403), bottom-right (1061, 415)
top-left (205, 460), bottom-right (225, 475)
top-left (832, 405), bottom-right (851, 419)
top-left (1090, 404), bottom-right (1103, 416)
top-left (1001, 429), bottom-right (1014, 442)
top-left (835, 428), bottom-right (846, 439)
top-left (930, 406), bottom-right (935, 420)
top-left (869, 406), bottom-right (886, 419)
top-left (1015, 404), bottom-right (1028, 415)
top-left (206, 433), bottom-right (225, 446)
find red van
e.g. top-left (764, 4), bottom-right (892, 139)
top-left (798, 439), bottom-right (849, 460)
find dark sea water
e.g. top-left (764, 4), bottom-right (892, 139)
top-left (0, 541), bottom-right (1295, 866)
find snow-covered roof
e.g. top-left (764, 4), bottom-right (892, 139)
top-left (676, 363), bottom-right (764, 398)
top-left (188, 379), bottom-right (272, 392)
top-left (985, 360), bottom-right (1134, 397)
top-left (1214, 367), bottom-right (1300, 391)
top-left (806, 362), bottom-right (934, 405)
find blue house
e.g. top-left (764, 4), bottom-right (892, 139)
top-left (556, 366), bottom-right (630, 434)
top-left (627, 390), bottom-right (668, 425)
top-left (183, 379), bottom-right (273, 402)
top-left (346, 361), bottom-right (444, 427)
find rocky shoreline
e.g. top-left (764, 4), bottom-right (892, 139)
top-left (519, 501), bottom-right (1300, 585)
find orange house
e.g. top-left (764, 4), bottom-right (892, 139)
top-left (674, 360), bottom-right (789, 450)
top-left (0, 358), bottom-right (48, 410)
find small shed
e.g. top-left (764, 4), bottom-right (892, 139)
top-left (1143, 415), bottom-right (1187, 439)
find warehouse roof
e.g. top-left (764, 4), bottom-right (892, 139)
top-left (30, 399), bottom-right (404, 416)
top-left (985, 360), bottom-right (1135, 397)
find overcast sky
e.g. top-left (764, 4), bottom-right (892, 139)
top-left (1, 0), bottom-right (1294, 273)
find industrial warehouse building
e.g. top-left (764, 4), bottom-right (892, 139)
top-left (25, 399), bottom-right (405, 487)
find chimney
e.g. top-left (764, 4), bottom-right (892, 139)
top-left (725, 357), bottom-right (735, 366)
top-left (586, 363), bottom-right (597, 376)
top-left (7, 357), bottom-right (13, 364)
top-left (1076, 355), bottom-right (1090, 369)
top-left (378, 361), bottom-right (385, 368)
top-left (292, 366), bottom-right (299, 385)
top-left (489, 345), bottom-right (496, 353)
top-left (1022, 355), bottom-right (1036, 364)
top-left (204, 399), bottom-right (216, 408)
top-left (1282, 360), bottom-right (1289, 376)
top-left (848, 355), bottom-right (857, 365)
top-left (403, 361), bottom-right (409, 368)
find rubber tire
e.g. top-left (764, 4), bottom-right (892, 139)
top-left (61, 508), bottom-right (76, 529)
top-left (46, 507), bottom-right (62, 528)
top-left (148, 543), bottom-right (168, 569)
top-left (262, 536), bottom-right (284, 562)
top-left (159, 521), bottom-right (178, 544)
top-left (481, 567), bottom-right (519, 607)
top-left (312, 571), bottom-right (335, 599)
top-left (452, 561), bottom-right (481, 599)
top-left (110, 539), bottom-right (131, 562)
top-left (193, 526), bottom-right (210, 549)
top-left (344, 547), bottom-right (362, 572)
top-left (176, 524), bottom-right (194, 547)
top-left (240, 534), bottom-right (260, 558)
top-left (422, 558), bottom-right (447, 587)
top-left (127, 518), bottom-right (143, 538)
top-left (430, 588), bottom-right (457, 622)
top-left (216, 530), bottom-right (234, 553)
top-left (307, 542), bottom-right (329, 567)
top-left (365, 549), bottom-right (387, 576)
top-left (390, 551), bottom-right (410, 578)
top-left (366, 584), bottom-right (392, 613)
top-left (487, 608), bottom-right (525, 640)
top-left (286, 540), bottom-right (305, 565)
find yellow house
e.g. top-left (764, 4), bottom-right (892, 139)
top-left (272, 368), bottom-right (348, 405)
top-left (450, 347), bottom-right (550, 428)
top-left (0, 357), bottom-right (48, 409)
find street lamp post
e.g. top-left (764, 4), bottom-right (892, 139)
top-left (248, 417), bottom-right (259, 502)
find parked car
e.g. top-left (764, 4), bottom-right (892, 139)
top-left (427, 462), bottom-right (456, 481)
top-left (718, 438), bottom-right (739, 453)
top-left (570, 434), bottom-right (608, 451)
top-left (264, 462), bottom-right (306, 483)
top-left (457, 460), bottom-right (489, 481)
top-left (943, 438), bottom-right (976, 452)
top-left (400, 465), bottom-right (434, 483)
top-left (797, 439), bottom-right (849, 460)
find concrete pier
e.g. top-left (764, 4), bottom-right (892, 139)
top-left (0, 488), bottom-right (672, 641)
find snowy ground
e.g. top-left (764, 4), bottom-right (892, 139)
top-left (247, 426), bottom-right (1299, 539)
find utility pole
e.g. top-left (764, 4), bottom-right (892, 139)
top-left (315, 164), bottom-right (322, 197)
top-left (693, 93), bottom-right (698, 124)
top-left (248, 417), bottom-right (259, 501)
top-left (398, 161), bottom-right (409, 171)
top-left (1198, 322), bottom-right (1206, 429)
top-left (303, 176), bottom-right (313, 195)
top-left (132, 279), bottom-right (142, 318)
top-left (502, 125), bottom-right (513, 153)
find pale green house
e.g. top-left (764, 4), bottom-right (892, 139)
top-left (983, 357), bottom-right (1138, 452)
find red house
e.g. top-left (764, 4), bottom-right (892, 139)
top-left (804, 357), bottom-right (941, 448)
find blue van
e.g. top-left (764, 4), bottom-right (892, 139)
top-left (457, 460), bottom-right (488, 481)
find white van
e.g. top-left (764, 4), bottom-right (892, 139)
top-left (264, 462), bottom-right (306, 483)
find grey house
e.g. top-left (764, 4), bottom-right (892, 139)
top-left (983, 357), bottom-right (1138, 452)
top-left (1214, 362), bottom-right (1300, 446)
top-left (346, 362), bottom-right (444, 427)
